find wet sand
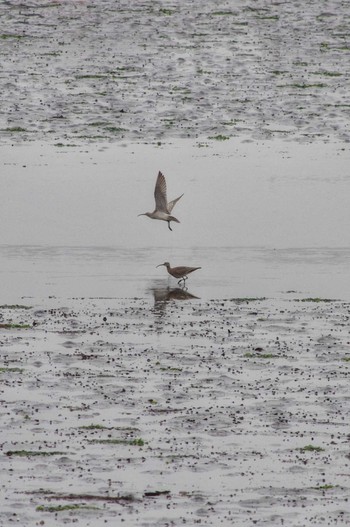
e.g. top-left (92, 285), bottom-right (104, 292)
top-left (1, 297), bottom-right (350, 526)
top-left (0, 0), bottom-right (350, 144)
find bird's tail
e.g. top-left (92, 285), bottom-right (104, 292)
top-left (167, 194), bottom-right (184, 213)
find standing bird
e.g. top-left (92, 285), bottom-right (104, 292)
top-left (138, 171), bottom-right (183, 231)
top-left (157, 262), bottom-right (201, 285)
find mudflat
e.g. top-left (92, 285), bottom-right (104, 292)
top-left (0, 0), bottom-right (349, 144)
top-left (1, 296), bottom-right (350, 526)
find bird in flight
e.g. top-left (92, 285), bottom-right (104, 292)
top-left (157, 262), bottom-right (201, 286)
top-left (138, 171), bottom-right (183, 231)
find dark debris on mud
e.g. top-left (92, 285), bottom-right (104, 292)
top-left (1, 296), bottom-right (350, 526)
top-left (0, 0), bottom-right (350, 144)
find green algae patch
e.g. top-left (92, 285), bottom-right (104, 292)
top-left (258, 15), bottom-right (279, 20)
top-left (104, 126), bottom-right (127, 133)
top-left (3, 127), bottom-right (28, 132)
top-left (89, 438), bottom-right (145, 446)
top-left (36, 504), bottom-right (100, 512)
top-left (78, 423), bottom-right (141, 431)
top-left (212, 11), bottom-right (237, 16)
top-left (88, 121), bottom-right (109, 127)
top-left (0, 34), bottom-right (27, 40)
top-left (0, 323), bottom-right (31, 329)
top-left (5, 450), bottom-right (65, 457)
top-left (228, 297), bottom-right (266, 303)
top-left (159, 366), bottom-right (182, 372)
top-left (76, 74), bottom-right (108, 80)
top-left (312, 71), bottom-right (342, 77)
top-left (78, 424), bottom-right (109, 430)
top-left (0, 367), bottom-right (24, 373)
top-left (244, 353), bottom-right (279, 359)
top-left (159, 8), bottom-right (175, 15)
top-left (296, 298), bottom-right (337, 303)
top-left (299, 445), bottom-right (325, 453)
top-left (208, 134), bottom-right (230, 141)
top-left (33, 492), bottom-right (137, 503)
top-left (0, 304), bottom-right (31, 310)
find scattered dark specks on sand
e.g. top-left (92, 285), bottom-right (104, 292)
top-left (2, 296), bottom-right (350, 524)
top-left (0, 1), bottom-right (349, 144)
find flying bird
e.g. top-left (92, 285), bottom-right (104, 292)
top-left (157, 262), bottom-right (201, 285)
top-left (138, 171), bottom-right (183, 231)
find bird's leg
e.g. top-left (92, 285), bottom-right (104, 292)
top-left (168, 221), bottom-right (172, 231)
top-left (178, 277), bottom-right (188, 289)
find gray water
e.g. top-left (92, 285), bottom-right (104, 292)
top-left (1, 140), bottom-right (349, 301)
top-left (1, 243), bottom-right (350, 303)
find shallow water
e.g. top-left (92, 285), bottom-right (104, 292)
top-left (1, 139), bottom-right (350, 302)
top-left (1, 244), bottom-right (350, 303)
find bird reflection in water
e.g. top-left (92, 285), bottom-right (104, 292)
top-left (153, 286), bottom-right (199, 303)
top-left (149, 284), bottom-right (200, 321)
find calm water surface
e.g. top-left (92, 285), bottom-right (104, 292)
top-left (1, 244), bottom-right (349, 302)
top-left (1, 140), bottom-right (349, 302)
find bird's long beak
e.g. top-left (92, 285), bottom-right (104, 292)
top-left (156, 263), bottom-right (165, 268)
top-left (138, 213), bottom-right (146, 217)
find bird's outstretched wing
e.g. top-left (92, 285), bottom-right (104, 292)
top-left (154, 171), bottom-right (168, 213)
top-left (167, 193), bottom-right (184, 213)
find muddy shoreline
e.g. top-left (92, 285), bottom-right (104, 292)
top-left (1, 0), bottom-right (350, 145)
top-left (1, 297), bottom-right (350, 526)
